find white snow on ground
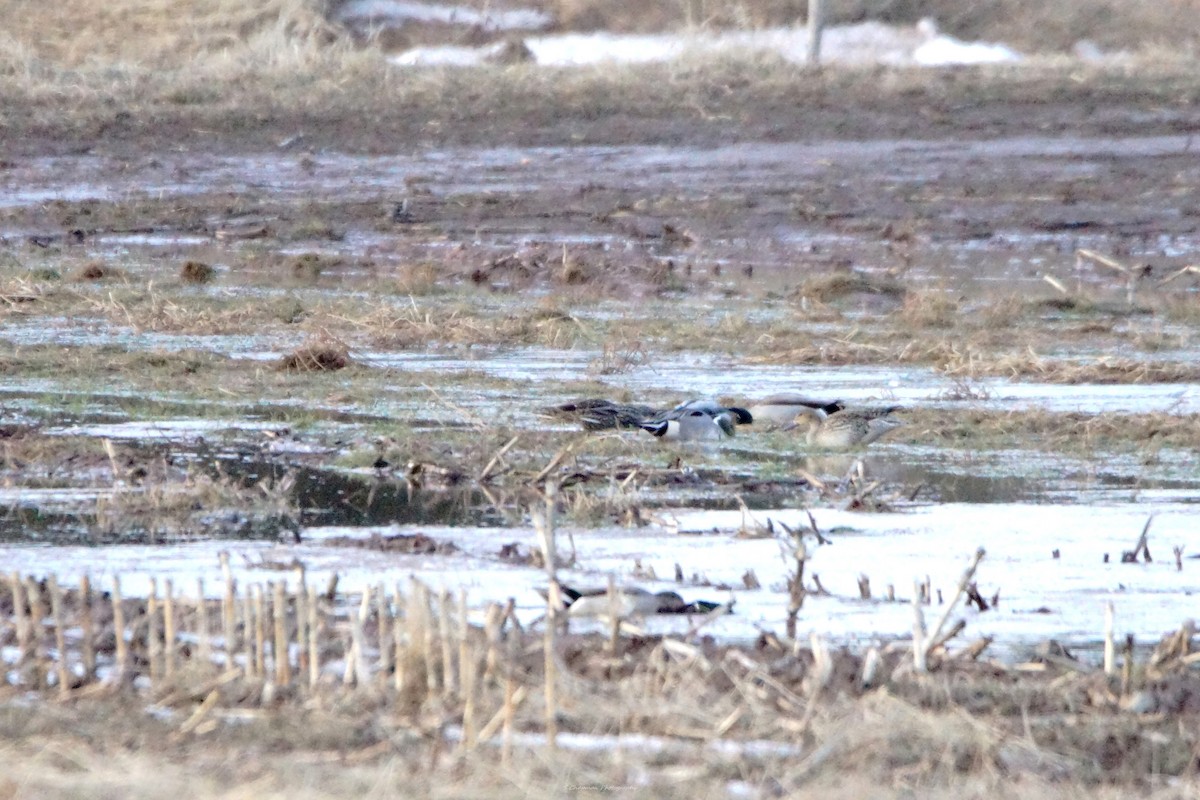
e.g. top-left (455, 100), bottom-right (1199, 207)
top-left (335, 0), bottom-right (552, 32)
top-left (391, 19), bottom-right (1022, 68)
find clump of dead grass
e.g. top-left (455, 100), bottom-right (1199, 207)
top-left (898, 288), bottom-right (961, 328)
top-left (278, 336), bottom-right (352, 371)
top-left (70, 261), bottom-right (125, 282)
top-left (793, 270), bottom-right (906, 305)
top-left (180, 260), bottom-right (216, 284)
top-left (288, 252), bottom-right (339, 282)
top-left (395, 261), bottom-right (441, 295)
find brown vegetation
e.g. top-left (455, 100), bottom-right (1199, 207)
top-left (1, 573), bottom-right (1197, 798)
top-left (278, 338), bottom-right (352, 371)
top-left (179, 260), bottom-right (216, 284)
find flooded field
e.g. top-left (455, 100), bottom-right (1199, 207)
top-left (4, 0), bottom-right (1200, 790)
top-left (2, 124), bottom-right (1198, 667)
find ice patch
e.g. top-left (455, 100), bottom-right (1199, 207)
top-left (393, 20), bottom-right (1022, 68)
top-left (335, 0), bottom-right (552, 32)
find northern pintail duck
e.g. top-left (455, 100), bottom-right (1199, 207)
top-left (783, 405), bottom-right (903, 448)
top-left (639, 399), bottom-right (754, 441)
top-left (539, 398), bottom-right (659, 431)
top-left (640, 409), bottom-right (737, 441)
top-left (547, 585), bottom-right (731, 617)
top-left (653, 399), bottom-right (754, 425)
top-left (541, 398), bottom-right (753, 438)
top-left (745, 394), bottom-right (845, 428)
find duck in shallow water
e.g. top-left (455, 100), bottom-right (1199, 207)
top-left (639, 399), bottom-right (754, 440)
top-left (543, 585), bottom-right (732, 617)
top-left (783, 405), bottom-right (904, 448)
top-left (639, 409), bottom-right (736, 441)
top-left (537, 398), bottom-right (659, 431)
top-left (542, 397), bottom-right (753, 439)
top-left (743, 394), bottom-right (845, 428)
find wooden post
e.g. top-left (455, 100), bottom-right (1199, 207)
top-left (438, 588), bottom-right (455, 700)
top-left (241, 586), bottom-right (256, 678)
top-left (377, 582), bottom-right (392, 675)
top-left (606, 574), bottom-right (621, 654)
top-left (253, 584), bottom-right (267, 680)
top-left (457, 589), bottom-right (470, 692)
top-left (459, 590), bottom-right (476, 749)
top-left (220, 553), bottom-right (236, 670)
top-left (306, 583), bottom-right (320, 689)
top-left (912, 578), bottom-right (928, 673)
top-left (80, 575), bottom-right (96, 682)
top-left (417, 581), bottom-right (438, 695)
top-left (482, 602), bottom-right (503, 686)
top-left (346, 589), bottom-right (371, 688)
top-left (273, 580), bottom-right (290, 686)
top-left (294, 571), bottom-right (308, 682)
top-left (164, 579), bottom-right (177, 679)
top-left (48, 575), bottom-right (70, 696)
top-left (147, 578), bottom-right (161, 686)
top-left (393, 584), bottom-right (407, 693)
top-left (26, 577), bottom-right (47, 689)
top-left (502, 615), bottom-right (518, 767)
top-left (536, 480), bottom-right (560, 753)
top-left (806, 0), bottom-right (824, 65)
top-left (196, 578), bottom-right (211, 668)
top-left (112, 576), bottom-right (128, 686)
top-left (11, 574), bottom-right (30, 685)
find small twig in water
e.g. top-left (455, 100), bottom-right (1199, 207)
top-left (1121, 514), bottom-right (1155, 563)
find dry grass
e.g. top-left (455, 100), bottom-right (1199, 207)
top-left (541, 0), bottom-right (1200, 53)
top-left (3, 0), bottom-right (1197, 74)
top-left (0, 0), bottom-right (340, 70)
top-left (179, 260), bottom-right (216, 284)
top-left (899, 407), bottom-right (1200, 451)
top-left (342, 298), bottom-right (589, 349)
top-left (69, 261), bottom-right (127, 283)
top-left (0, 572), bottom-right (1197, 799)
top-left (278, 336), bottom-right (352, 371)
top-left (0, 0), bottom-right (1198, 155)
top-left (793, 270), bottom-right (907, 305)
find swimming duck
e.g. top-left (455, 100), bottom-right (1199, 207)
top-left (744, 394), bottom-right (845, 428)
top-left (783, 405), bottom-right (903, 448)
top-left (546, 585), bottom-right (732, 617)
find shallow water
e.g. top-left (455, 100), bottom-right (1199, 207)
top-left (4, 135), bottom-right (1197, 284)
